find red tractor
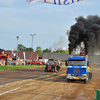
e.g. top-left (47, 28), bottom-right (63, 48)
top-left (44, 59), bottom-right (57, 72)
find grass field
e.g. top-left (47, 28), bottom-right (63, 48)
top-left (0, 65), bottom-right (67, 71)
top-left (0, 65), bottom-right (46, 70)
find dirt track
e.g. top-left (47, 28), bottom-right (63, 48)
top-left (0, 67), bottom-right (65, 85)
top-left (0, 68), bottom-right (100, 100)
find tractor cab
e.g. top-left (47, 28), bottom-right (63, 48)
top-left (45, 59), bottom-right (56, 72)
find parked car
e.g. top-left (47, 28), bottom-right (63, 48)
top-left (39, 61), bottom-right (45, 65)
top-left (27, 61), bottom-right (42, 65)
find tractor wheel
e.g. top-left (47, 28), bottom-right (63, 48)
top-left (44, 68), bottom-right (47, 72)
top-left (52, 69), bottom-right (54, 72)
top-left (52, 67), bottom-right (55, 72)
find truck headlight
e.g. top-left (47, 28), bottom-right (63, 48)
top-left (83, 74), bottom-right (87, 76)
top-left (67, 74), bottom-right (71, 76)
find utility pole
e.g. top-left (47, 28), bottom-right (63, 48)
top-left (30, 34), bottom-right (36, 61)
top-left (16, 36), bottom-right (21, 65)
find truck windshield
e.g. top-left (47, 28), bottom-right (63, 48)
top-left (68, 60), bottom-right (85, 66)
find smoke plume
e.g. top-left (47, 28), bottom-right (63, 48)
top-left (68, 15), bottom-right (100, 55)
top-left (51, 36), bottom-right (68, 47)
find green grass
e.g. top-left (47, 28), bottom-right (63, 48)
top-left (0, 65), bottom-right (67, 71)
top-left (0, 65), bottom-right (46, 70)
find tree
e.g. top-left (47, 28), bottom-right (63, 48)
top-left (53, 50), bottom-right (69, 53)
top-left (35, 46), bottom-right (43, 54)
top-left (18, 44), bottom-right (26, 51)
top-left (43, 48), bottom-right (51, 53)
top-left (26, 47), bottom-right (34, 52)
top-left (18, 44), bottom-right (34, 51)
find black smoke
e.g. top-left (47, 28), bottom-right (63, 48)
top-left (68, 15), bottom-right (100, 55)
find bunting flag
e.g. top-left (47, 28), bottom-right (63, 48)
top-left (49, 47), bottom-right (69, 50)
top-left (26, 0), bottom-right (86, 5)
top-left (12, 49), bottom-right (14, 57)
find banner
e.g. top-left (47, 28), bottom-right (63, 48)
top-left (49, 47), bottom-right (68, 50)
top-left (23, 52), bottom-right (26, 60)
top-left (26, 0), bottom-right (38, 5)
top-left (26, 0), bottom-right (86, 5)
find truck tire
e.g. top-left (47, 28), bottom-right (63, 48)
top-left (88, 72), bottom-right (92, 80)
top-left (84, 78), bottom-right (88, 84)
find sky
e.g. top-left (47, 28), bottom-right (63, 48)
top-left (0, 0), bottom-right (99, 51)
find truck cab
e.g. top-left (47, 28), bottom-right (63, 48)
top-left (66, 55), bottom-right (90, 83)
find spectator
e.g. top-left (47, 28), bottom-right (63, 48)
top-left (56, 62), bottom-right (61, 73)
top-left (80, 51), bottom-right (82, 55)
top-left (25, 60), bottom-right (28, 65)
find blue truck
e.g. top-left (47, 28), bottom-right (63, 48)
top-left (66, 55), bottom-right (92, 83)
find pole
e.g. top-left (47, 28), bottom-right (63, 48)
top-left (30, 34), bottom-right (36, 61)
top-left (16, 36), bottom-right (21, 65)
top-left (31, 35), bottom-right (33, 61)
top-left (17, 37), bottom-right (18, 60)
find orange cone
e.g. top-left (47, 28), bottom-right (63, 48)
top-left (27, 66), bottom-right (28, 68)
top-left (18, 66), bottom-right (19, 69)
top-left (40, 65), bottom-right (41, 67)
top-left (34, 66), bottom-right (35, 68)
top-left (8, 67), bottom-right (9, 70)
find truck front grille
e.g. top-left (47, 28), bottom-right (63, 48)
top-left (74, 68), bottom-right (80, 76)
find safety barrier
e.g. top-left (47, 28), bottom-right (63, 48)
top-left (94, 89), bottom-right (100, 100)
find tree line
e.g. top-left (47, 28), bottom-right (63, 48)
top-left (18, 44), bottom-right (69, 54)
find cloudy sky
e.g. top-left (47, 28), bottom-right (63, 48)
top-left (0, 0), bottom-right (99, 51)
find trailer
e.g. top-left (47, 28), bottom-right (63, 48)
top-left (66, 55), bottom-right (92, 83)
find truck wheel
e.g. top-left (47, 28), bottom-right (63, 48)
top-left (88, 72), bottom-right (92, 80)
top-left (84, 79), bottom-right (87, 84)
top-left (84, 78), bottom-right (88, 84)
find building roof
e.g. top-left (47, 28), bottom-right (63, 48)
top-left (88, 55), bottom-right (100, 63)
top-left (5, 50), bottom-right (38, 60)
top-left (43, 52), bottom-right (69, 61)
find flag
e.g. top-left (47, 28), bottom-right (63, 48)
top-left (12, 49), bottom-right (14, 57)
top-left (26, 0), bottom-right (38, 5)
top-left (49, 47), bottom-right (69, 50)
top-left (26, 0), bottom-right (86, 5)
top-left (2, 50), bottom-right (4, 54)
